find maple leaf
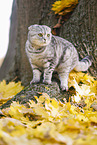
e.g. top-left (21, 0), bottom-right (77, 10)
top-left (52, 0), bottom-right (78, 15)
top-left (0, 80), bottom-right (24, 105)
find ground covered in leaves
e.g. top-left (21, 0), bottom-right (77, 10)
top-left (0, 71), bottom-right (97, 145)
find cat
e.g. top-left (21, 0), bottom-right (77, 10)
top-left (25, 24), bottom-right (92, 91)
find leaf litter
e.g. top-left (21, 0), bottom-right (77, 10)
top-left (0, 71), bottom-right (97, 145)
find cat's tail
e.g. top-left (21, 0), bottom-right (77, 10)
top-left (74, 55), bottom-right (92, 72)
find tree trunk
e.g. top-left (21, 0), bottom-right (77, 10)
top-left (0, 0), bottom-right (96, 86)
top-left (60, 0), bottom-right (97, 77)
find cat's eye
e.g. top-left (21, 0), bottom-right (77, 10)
top-left (38, 33), bottom-right (43, 37)
top-left (47, 34), bottom-right (50, 37)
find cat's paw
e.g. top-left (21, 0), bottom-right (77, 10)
top-left (30, 79), bottom-right (40, 84)
top-left (43, 79), bottom-right (51, 84)
top-left (61, 84), bottom-right (68, 91)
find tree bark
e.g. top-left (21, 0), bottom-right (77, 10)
top-left (60, 0), bottom-right (97, 77)
top-left (0, 0), bottom-right (96, 87)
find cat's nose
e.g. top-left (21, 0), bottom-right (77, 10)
top-left (43, 38), bottom-right (46, 43)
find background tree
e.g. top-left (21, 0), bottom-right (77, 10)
top-left (0, 0), bottom-right (96, 86)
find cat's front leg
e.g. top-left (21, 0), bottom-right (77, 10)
top-left (43, 64), bottom-right (55, 84)
top-left (59, 72), bottom-right (69, 91)
top-left (30, 64), bottom-right (41, 84)
top-left (43, 69), bottom-right (53, 84)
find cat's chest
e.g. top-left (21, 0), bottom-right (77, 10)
top-left (31, 46), bottom-right (55, 67)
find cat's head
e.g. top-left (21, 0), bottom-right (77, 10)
top-left (28, 24), bottom-right (52, 46)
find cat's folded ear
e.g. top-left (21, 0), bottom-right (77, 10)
top-left (28, 26), bottom-right (32, 31)
top-left (28, 24), bottom-right (38, 31)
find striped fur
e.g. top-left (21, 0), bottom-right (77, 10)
top-left (25, 24), bottom-right (92, 91)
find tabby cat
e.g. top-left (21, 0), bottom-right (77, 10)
top-left (25, 24), bottom-right (92, 91)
